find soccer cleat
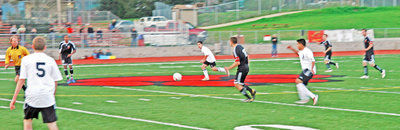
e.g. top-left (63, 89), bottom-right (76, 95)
top-left (67, 79), bottom-right (72, 84)
top-left (325, 69), bottom-right (333, 72)
top-left (336, 63), bottom-right (339, 69)
top-left (381, 69), bottom-right (386, 78)
top-left (250, 89), bottom-right (256, 100)
top-left (312, 95), bottom-right (319, 105)
top-left (71, 78), bottom-right (76, 83)
top-left (295, 100), bottom-right (309, 104)
top-left (201, 77), bottom-right (209, 81)
top-left (360, 75), bottom-right (369, 79)
top-left (243, 98), bottom-right (253, 103)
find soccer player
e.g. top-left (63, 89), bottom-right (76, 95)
top-left (10, 36), bottom-right (63, 130)
top-left (287, 39), bottom-right (318, 105)
top-left (197, 41), bottom-right (229, 81)
top-left (319, 34), bottom-right (339, 72)
top-left (5, 35), bottom-right (30, 92)
top-left (224, 37), bottom-right (256, 102)
top-left (59, 35), bottom-right (76, 84)
top-left (360, 29), bottom-right (385, 79)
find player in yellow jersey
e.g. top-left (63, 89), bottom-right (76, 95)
top-left (5, 35), bottom-right (30, 91)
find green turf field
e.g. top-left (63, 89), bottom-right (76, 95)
top-left (1, 54), bottom-right (399, 129)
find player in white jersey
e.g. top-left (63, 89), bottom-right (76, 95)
top-left (10, 37), bottom-right (63, 130)
top-left (197, 41), bottom-right (229, 81)
top-left (287, 39), bottom-right (318, 105)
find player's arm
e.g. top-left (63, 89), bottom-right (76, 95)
top-left (325, 47), bottom-right (332, 54)
top-left (10, 79), bottom-right (25, 110)
top-left (200, 55), bottom-right (208, 63)
top-left (226, 60), bottom-right (240, 70)
top-left (310, 52), bottom-right (316, 74)
top-left (286, 46), bottom-right (299, 56)
top-left (54, 81), bottom-right (58, 95)
top-left (68, 43), bottom-right (77, 57)
top-left (4, 49), bottom-right (10, 69)
top-left (364, 41), bottom-right (374, 51)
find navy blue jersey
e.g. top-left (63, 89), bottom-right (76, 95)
top-left (364, 36), bottom-right (374, 55)
top-left (59, 40), bottom-right (76, 56)
top-left (233, 44), bottom-right (249, 69)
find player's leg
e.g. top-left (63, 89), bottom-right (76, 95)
top-left (24, 119), bottom-right (33, 130)
top-left (368, 55), bottom-right (385, 78)
top-left (234, 71), bottom-right (253, 102)
top-left (201, 64), bottom-right (209, 81)
top-left (15, 67), bottom-right (27, 91)
top-left (360, 55), bottom-right (369, 79)
top-left (47, 122), bottom-right (58, 130)
top-left (210, 62), bottom-right (229, 75)
top-left (240, 70), bottom-right (256, 101)
top-left (42, 105), bottom-right (58, 130)
top-left (296, 69), bottom-right (317, 105)
top-left (63, 64), bottom-right (69, 80)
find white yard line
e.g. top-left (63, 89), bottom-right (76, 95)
top-left (273, 84), bottom-right (400, 95)
top-left (102, 86), bottom-right (400, 117)
top-left (0, 98), bottom-right (210, 130)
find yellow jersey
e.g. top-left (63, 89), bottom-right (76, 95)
top-left (5, 45), bottom-right (30, 66)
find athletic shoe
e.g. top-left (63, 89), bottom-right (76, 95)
top-left (71, 78), bottom-right (76, 83)
top-left (243, 98), bottom-right (253, 103)
top-left (312, 95), bottom-right (319, 105)
top-left (381, 69), bottom-right (386, 78)
top-left (325, 69), bottom-right (333, 72)
top-left (202, 78), bottom-right (209, 81)
top-left (250, 89), bottom-right (256, 100)
top-left (225, 67), bottom-right (230, 76)
top-left (295, 100), bottom-right (309, 104)
top-left (360, 75), bottom-right (369, 79)
top-left (67, 79), bottom-right (72, 84)
top-left (336, 63), bottom-right (340, 69)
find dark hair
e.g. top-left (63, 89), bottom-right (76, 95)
top-left (323, 34), bottom-right (328, 37)
top-left (230, 37), bottom-right (238, 44)
top-left (297, 39), bottom-right (306, 46)
top-left (197, 41), bottom-right (203, 44)
top-left (361, 29), bottom-right (367, 31)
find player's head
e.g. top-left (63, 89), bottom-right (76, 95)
top-left (32, 36), bottom-right (46, 51)
top-left (9, 35), bottom-right (19, 47)
top-left (323, 34), bottom-right (328, 40)
top-left (197, 41), bottom-right (203, 49)
top-left (230, 37), bottom-right (238, 47)
top-left (296, 39), bottom-right (306, 50)
top-left (64, 35), bottom-right (69, 41)
top-left (361, 29), bottom-right (367, 36)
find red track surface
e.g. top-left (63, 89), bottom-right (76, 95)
top-left (1, 50), bottom-right (399, 66)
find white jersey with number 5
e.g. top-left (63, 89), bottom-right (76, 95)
top-left (20, 53), bottom-right (63, 108)
top-left (298, 47), bottom-right (317, 74)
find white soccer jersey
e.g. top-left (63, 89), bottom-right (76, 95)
top-left (298, 47), bottom-right (317, 74)
top-left (201, 46), bottom-right (216, 62)
top-left (19, 53), bottom-right (63, 108)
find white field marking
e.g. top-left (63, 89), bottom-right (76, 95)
top-left (0, 98), bottom-right (210, 130)
top-left (170, 97), bottom-right (181, 99)
top-left (234, 124), bottom-right (318, 130)
top-left (139, 98), bottom-right (151, 101)
top-left (159, 66), bottom-right (185, 68)
top-left (273, 84), bottom-right (400, 95)
top-left (0, 78), bottom-right (14, 81)
top-left (72, 102), bottom-right (83, 105)
top-left (0, 71), bottom-right (14, 74)
top-left (105, 100), bottom-right (118, 103)
top-left (102, 86), bottom-right (400, 117)
top-left (0, 106), bottom-right (8, 109)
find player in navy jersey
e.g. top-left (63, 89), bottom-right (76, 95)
top-left (319, 34), bottom-right (339, 72)
top-left (360, 29), bottom-right (385, 79)
top-left (224, 37), bottom-right (256, 102)
top-left (59, 35), bottom-right (76, 83)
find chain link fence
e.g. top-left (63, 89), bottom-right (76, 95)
top-left (198, 0), bottom-right (400, 26)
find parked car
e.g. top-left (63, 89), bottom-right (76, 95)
top-left (114, 20), bottom-right (135, 32)
top-left (144, 21), bottom-right (207, 44)
top-left (138, 16), bottom-right (169, 27)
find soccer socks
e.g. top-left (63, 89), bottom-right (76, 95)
top-left (202, 69), bottom-right (209, 79)
top-left (69, 68), bottom-right (74, 78)
top-left (329, 62), bottom-right (336, 66)
top-left (373, 65), bottom-right (383, 73)
top-left (326, 62), bottom-right (336, 69)
top-left (22, 85), bottom-right (27, 91)
top-left (363, 66), bottom-right (368, 76)
top-left (244, 85), bottom-right (253, 93)
top-left (325, 63), bottom-right (331, 69)
top-left (296, 83), bottom-right (316, 100)
top-left (64, 69), bottom-right (69, 78)
top-left (216, 67), bottom-right (226, 73)
top-left (239, 88), bottom-right (251, 99)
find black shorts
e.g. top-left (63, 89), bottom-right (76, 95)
top-left (324, 53), bottom-right (332, 61)
top-left (24, 104), bottom-right (57, 123)
top-left (298, 69), bottom-right (313, 86)
top-left (363, 54), bottom-right (375, 63)
top-left (15, 66), bottom-right (21, 75)
top-left (234, 68), bottom-right (249, 85)
top-left (203, 61), bottom-right (216, 68)
top-left (62, 56), bottom-right (73, 65)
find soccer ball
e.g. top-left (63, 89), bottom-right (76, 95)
top-left (173, 73), bottom-right (182, 81)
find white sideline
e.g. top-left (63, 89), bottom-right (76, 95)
top-left (102, 86), bottom-right (400, 117)
top-left (0, 98), bottom-right (210, 130)
top-left (273, 84), bottom-right (400, 95)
